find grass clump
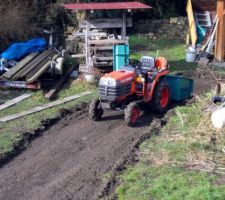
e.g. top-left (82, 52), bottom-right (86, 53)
top-left (0, 133), bottom-right (22, 154)
top-left (0, 80), bottom-right (97, 157)
top-left (117, 165), bottom-right (225, 200)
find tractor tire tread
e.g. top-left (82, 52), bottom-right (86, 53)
top-left (89, 97), bottom-right (103, 121)
top-left (151, 79), bottom-right (170, 114)
top-left (124, 102), bottom-right (139, 127)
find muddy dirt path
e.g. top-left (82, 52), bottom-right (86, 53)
top-left (0, 107), bottom-right (154, 200)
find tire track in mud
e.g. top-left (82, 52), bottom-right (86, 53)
top-left (0, 105), bottom-right (156, 200)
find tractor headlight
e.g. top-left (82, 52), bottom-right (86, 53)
top-left (135, 76), bottom-right (145, 82)
top-left (108, 79), bottom-right (117, 87)
top-left (99, 78), bottom-right (117, 87)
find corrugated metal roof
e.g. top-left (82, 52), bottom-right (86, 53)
top-left (64, 2), bottom-right (151, 11)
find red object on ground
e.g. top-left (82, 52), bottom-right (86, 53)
top-left (63, 2), bottom-right (151, 10)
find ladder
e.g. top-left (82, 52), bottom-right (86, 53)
top-left (195, 11), bottom-right (212, 28)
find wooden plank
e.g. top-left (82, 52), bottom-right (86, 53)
top-left (2, 53), bottom-right (39, 80)
top-left (25, 54), bottom-right (59, 83)
top-left (0, 94), bottom-right (32, 111)
top-left (92, 46), bottom-right (112, 51)
top-left (45, 66), bottom-right (76, 100)
top-left (92, 56), bottom-right (113, 61)
top-left (73, 32), bottom-right (107, 37)
top-left (71, 54), bottom-right (86, 58)
top-left (89, 39), bottom-right (128, 45)
top-left (186, 0), bottom-right (198, 46)
top-left (215, 0), bottom-right (225, 62)
top-left (11, 50), bottom-right (55, 80)
top-left (0, 80), bottom-right (41, 90)
top-left (0, 91), bottom-right (92, 123)
top-left (79, 17), bottom-right (132, 29)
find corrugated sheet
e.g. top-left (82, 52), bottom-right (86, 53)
top-left (64, 2), bottom-right (151, 10)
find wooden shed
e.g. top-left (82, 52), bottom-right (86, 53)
top-left (63, 2), bottom-right (151, 73)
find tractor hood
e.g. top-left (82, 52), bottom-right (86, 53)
top-left (99, 70), bottom-right (134, 87)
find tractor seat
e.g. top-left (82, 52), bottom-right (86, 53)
top-left (140, 56), bottom-right (155, 71)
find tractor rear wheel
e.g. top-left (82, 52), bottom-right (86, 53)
top-left (125, 102), bottom-right (141, 127)
top-left (89, 97), bottom-right (104, 121)
top-left (151, 79), bottom-right (170, 114)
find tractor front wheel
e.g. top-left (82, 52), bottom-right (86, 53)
top-left (151, 80), bottom-right (170, 114)
top-left (89, 97), bottom-right (104, 121)
top-left (125, 102), bottom-right (141, 127)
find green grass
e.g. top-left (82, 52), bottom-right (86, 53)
top-left (0, 80), bottom-right (97, 156)
top-left (116, 36), bottom-right (225, 199)
top-left (116, 93), bottom-right (225, 199)
top-left (129, 35), bottom-right (197, 73)
top-left (117, 165), bottom-right (225, 200)
top-left (0, 133), bottom-right (22, 155)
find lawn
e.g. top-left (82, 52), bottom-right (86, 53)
top-left (129, 35), bottom-right (197, 72)
top-left (117, 93), bottom-right (225, 199)
top-left (115, 36), bottom-right (225, 199)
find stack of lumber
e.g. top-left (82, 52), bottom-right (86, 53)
top-left (1, 49), bottom-right (59, 83)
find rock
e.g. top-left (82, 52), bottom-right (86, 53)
top-left (170, 17), bottom-right (179, 24)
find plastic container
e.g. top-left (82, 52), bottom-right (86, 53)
top-left (85, 74), bottom-right (95, 82)
top-left (113, 45), bottom-right (129, 71)
top-left (186, 46), bottom-right (196, 62)
top-left (211, 108), bottom-right (225, 129)
top-left (165, 75), bottom-right (194, 101)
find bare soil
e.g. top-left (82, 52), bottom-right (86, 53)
top-left (0, 105), bottom-right (157, 200)
top-left (0, 69), bottom-right (217, 200)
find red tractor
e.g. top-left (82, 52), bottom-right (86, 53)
top-left (89, 56), bottom-right (171, 127)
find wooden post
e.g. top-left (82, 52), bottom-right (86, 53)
top-left (215, 0), bottom-right (225, 62)
top-left (85, 11), bottom-right (90, 66)
top-left (121, 10), bottom-right (127, 40)
top-left (85, 11), bottom-right (91, 72)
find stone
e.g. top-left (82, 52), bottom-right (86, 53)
top-left (170, 17), bottom-right (179, 24)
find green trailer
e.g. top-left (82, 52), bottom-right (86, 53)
top-left (165, 75), bottom-right (194, 102)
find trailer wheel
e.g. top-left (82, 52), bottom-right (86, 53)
top-left (151, 79), bottom-right (170, 114)
top-left (125, 102), bottom-right (140, 127)
top-left (89, 98), bottom-right (103, 121)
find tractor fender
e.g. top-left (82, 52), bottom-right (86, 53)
top-left (144, 70), bottom-right (170, 102)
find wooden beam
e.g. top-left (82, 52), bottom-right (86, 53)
top-left (186, 0), bottom-right (197, 46)
top-left (89, 39), bottom-right (128, 45)
top-left (71, 54), bottom-right (86, 58)
top-left (121, 11), bottom-right (127, 40)
top-left (215, 0), bottom-right (225, 61)
top-left (0, 91), bottom-right (92, 123)
top-left (45, 66), bottom-right (76, 100)
top-left (0, 94), bottom-right (32, 111)
top-left (79, 17), bottom-right (132, 29)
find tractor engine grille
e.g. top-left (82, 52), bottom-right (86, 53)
top-left (99, 84), bottom-right (131, 101)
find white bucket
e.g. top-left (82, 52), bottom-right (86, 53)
top-left (211, 107), bottom-right (225, 129)
top-left (85, 74), bottom-right (95, 82)
top-left (186, 50), bottom-right (196, 62)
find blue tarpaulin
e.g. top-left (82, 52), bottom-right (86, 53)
top-left (1, 38), bottom-right (46, 61)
